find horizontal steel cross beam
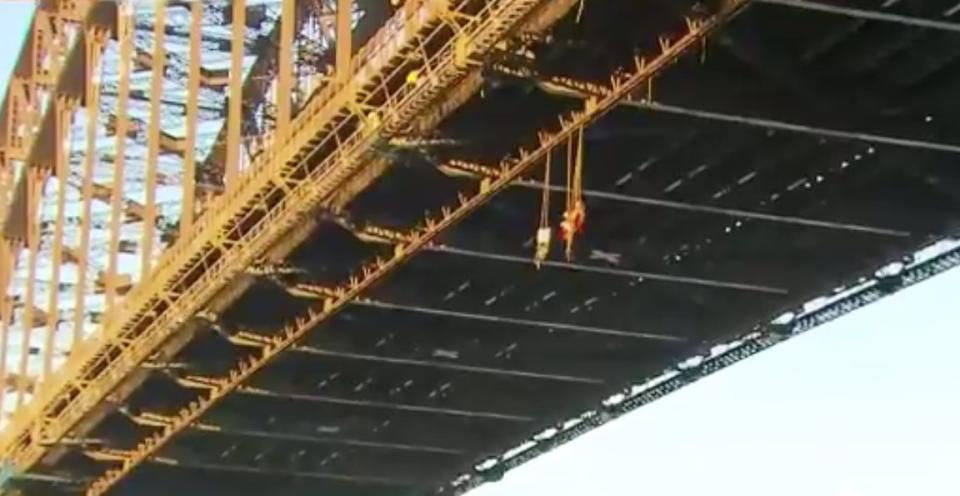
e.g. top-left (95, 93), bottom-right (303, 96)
top-left (758, 0), bottom-right (960, 32)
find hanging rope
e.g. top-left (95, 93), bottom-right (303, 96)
top-left (533, 150), bottom-right (552, 269)
top-left (560, 128), bottom-right (586, 261)
top-left (565, 132), bottom-right (574, 212)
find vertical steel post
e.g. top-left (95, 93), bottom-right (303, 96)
top-left (336, 0), bottom-right (352, 81)
top-left (0, 81), bottom-right (17, 415)
top-left (142, 0), bottom-right (166, 281)
top-left (106, 0), bottom-right (132, 312)
top-left (180, 0), bottom-right (201, 236)
top-left (225, 0), bottom-right (245, 186)
top-left (42, 98), bottom-right (68, 379)
top-left (0, 237), bottom-right (9, 413)
top-left (0, 213), bottom-right (11, 417)
top-left (13, 10), bottom-right (57, 410)
top-left (72, 31), bottom-right (102, 348)
top-left (276, 0), bottom-right (294, 136)
top-left (16, 168), bottom-right (42, 409)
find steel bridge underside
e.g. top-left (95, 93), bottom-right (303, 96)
top-left (16, 0), bottom-right (960, 494)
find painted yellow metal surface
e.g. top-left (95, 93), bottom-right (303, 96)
top-left (0, 1), bottom-right (749, 493)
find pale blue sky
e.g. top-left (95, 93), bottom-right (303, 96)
top-left (472, 265), bottom-right (960, 496)
top-left (1, 4), bottom-right (958, 496)
top-left (0, 3), bottom-right (32, 85)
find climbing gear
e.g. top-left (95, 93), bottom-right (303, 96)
top-left (534, 150), bottom-right (553, 269)
top-left (559, 128), bottom-right (586, 261)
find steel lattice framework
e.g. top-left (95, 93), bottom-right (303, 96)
top-left (1, 0), bottom-right (959, 494)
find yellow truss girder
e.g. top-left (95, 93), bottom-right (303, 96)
top-left (0, 0), bottom-right (578, 482)
top-left (82, 4), bottom-right (748, 494)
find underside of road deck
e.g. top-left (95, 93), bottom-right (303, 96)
top-left (7, 0), bottom-right (960, 494)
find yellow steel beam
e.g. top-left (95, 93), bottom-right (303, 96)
top-left (180, 0), bottom-right (202, 236)
top-left (0, 236), bottom-right (11, 416)
top-left (0, 124), bottom-right (18, 420)
top-left (73, 29), bottom-right (106, 348)
top-left (2, 0), bottom-right (741, 485)
top-left (3, 5), bottom-right (75, 407)
top-left (225, 0), bottom-right (246, 185)
top-left (0, 74), bottom-right (26, 415)
top-left (336, 0), bottom-right (352, 82)
top-left (82, 5), bottom-right (746, 494)
top-left (276, 0), bottom-right (295, 134)
top-left (0, 0), bottom-right (452, 470)
top-left (15, 167), bottom-right (43, 409)
top-left (15, 2), bottom-right (559, 476)
top-left (41, 97), bottom-right (70, 380)
top-left (5, 0), bottom-right (504, 472)
top-left (141, 0), bottom-right (165, 282)
top-left (0, 0), bottom-right (96, 430)
top-left (104, 0), bottom-right (132, 315)
top-left (4, 3), bottom-right (95, 238)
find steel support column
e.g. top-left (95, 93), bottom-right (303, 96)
top-left (0, 85), bottom-right (17, 416)
top-left (180, 0), bottom-right (202, 236)
top-left (141, 0), bottom-right (166, 281)
top-left (336, 0), bottom-right (352, 81)
top-left (0, 234), bottom-right (12, 419)
top-left (16, 168), bottom-right (43, 409)
top-left (276, 0), bottom-right (295, 134)
top-left (0, 0), bottom-right (84, 418)
top-left (225, 0), bottom-right (246, 185)
top-left (106, 0), bottom-right (133, 314)
top-left (42, 98), bottom-right (69, 378)
top-left (73, 30), bottom-right (104, 347)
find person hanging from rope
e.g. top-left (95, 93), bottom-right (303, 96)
top-left (534, 149), bottom-right (553, 269)
top-left (559, 127), bottom-right (586, 261)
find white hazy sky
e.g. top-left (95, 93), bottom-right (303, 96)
top-left (1, 4), bottom-right (958, 496)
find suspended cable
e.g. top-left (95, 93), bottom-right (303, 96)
top-left (534, 150), bottom-right (552, 268)
top-left (560, 128), bottom-right (586, 260)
